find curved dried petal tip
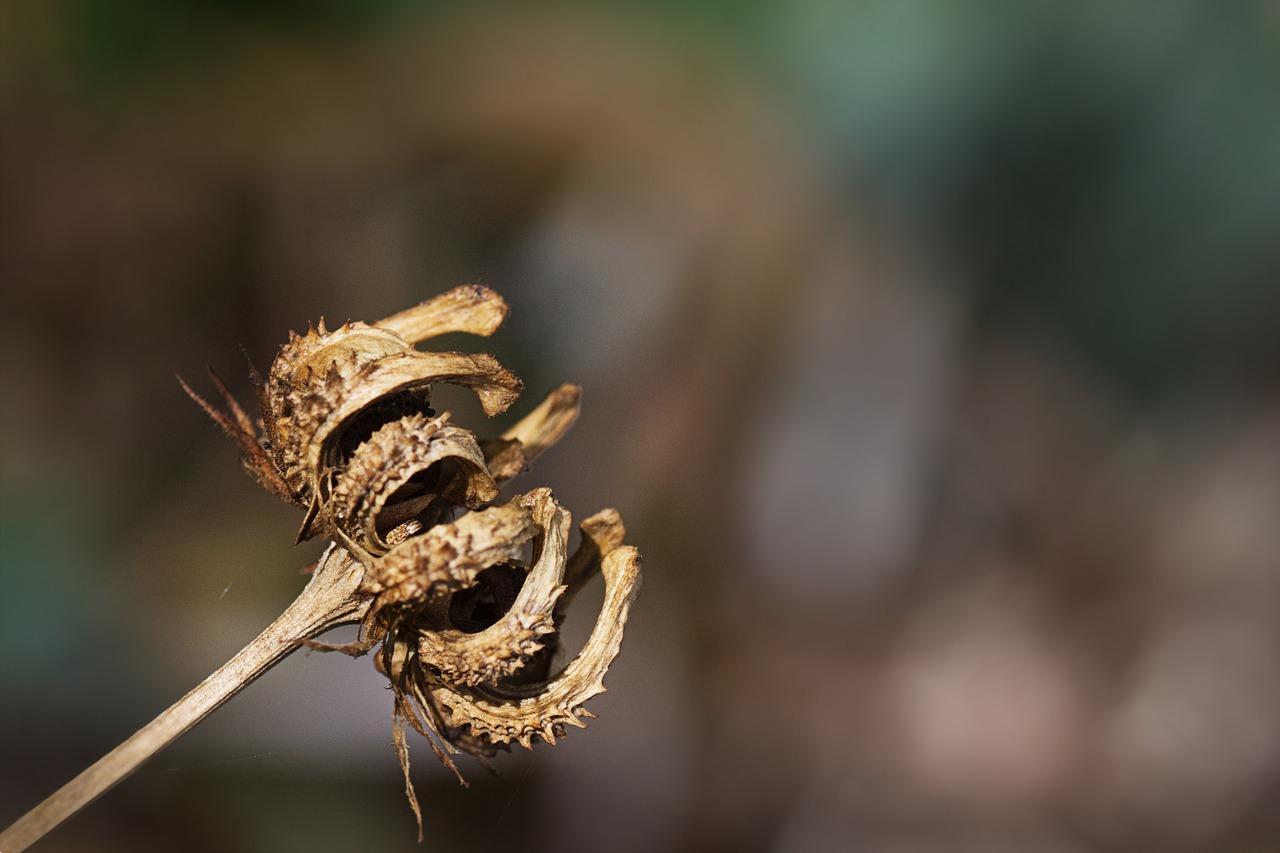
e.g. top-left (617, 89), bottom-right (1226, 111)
top-left (563, 507), bottom-right (627, 601)
top-left (481, 383), bottom-right (581, 483)
top-left (376, 284), bottom-right (509, 345)
top-left (503, 383), bottom-right (580, 458)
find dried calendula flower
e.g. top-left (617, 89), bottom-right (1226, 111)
top-left (0, 285), bottom-right (641, 851)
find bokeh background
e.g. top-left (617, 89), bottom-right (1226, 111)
top-left (2, 2), bottom-right (1279, 851)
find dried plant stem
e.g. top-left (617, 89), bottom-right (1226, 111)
top-left (0, 547), bottom-right (369, 853)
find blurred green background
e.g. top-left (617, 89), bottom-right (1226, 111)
top-left (2, 1), bottom-right (1278, 851)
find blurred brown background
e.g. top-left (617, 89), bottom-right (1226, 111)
top-left (2, 2), bottom-right (1279, 851)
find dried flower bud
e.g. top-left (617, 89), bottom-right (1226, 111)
top-left (184, 285), bottom-right (642, 837)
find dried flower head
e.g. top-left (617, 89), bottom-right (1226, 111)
top-left (185, 285), bottom-right (642, 833)
top-left (0, 286), bottom-right (637, 852)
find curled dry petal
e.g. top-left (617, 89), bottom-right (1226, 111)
top-left (375, 283), bottom-right (510, 344)
top-left (499, 382), bottom-right (582, 465)
top-left (563, 507), bottom-right (628, 602)
top-left (481, 382), bottom-right (582, 483)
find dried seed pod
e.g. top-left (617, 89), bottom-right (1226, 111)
top-left (419, 489), bottom-right (641, 728)
top-left (414, 488), bottom-right (567, 688)
top-left (267, 326), bottom-right (522, 517)
top-left (432, 543), bottom-right (641, 748)
top-left (185, 284), bottom-right (642, 838)
top-left (362, 497), bottom-right (539, 614)
top-left (324, 413), bottom-right (498, 557)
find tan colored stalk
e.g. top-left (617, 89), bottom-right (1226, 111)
top-left (0, 546), bottom-right (369, 853)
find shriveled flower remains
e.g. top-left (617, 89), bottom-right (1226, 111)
top-left (186, 285), bottom-right (641, 831)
